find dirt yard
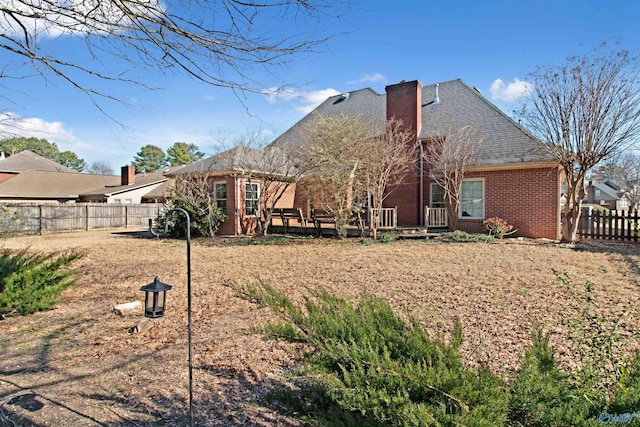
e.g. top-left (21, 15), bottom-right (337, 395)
top-left (0, 230), bottom-right (639, 426)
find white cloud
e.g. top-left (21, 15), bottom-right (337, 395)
top-left (0, 112), bottom-right (92, 153)
top-left (347, 73), bottom-right (386, 84)
top-left (262, 87), bottom-right (341, 114)
top-left (490, 78), bottom-right (534, 102)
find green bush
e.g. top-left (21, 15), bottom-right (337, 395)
top-left (0, 249), bottom-right (81, 317)
top-left (508, 328), bottom-right (601, 426)
top-left (233, 281), bottom-right (640, 427)
top-left (377, 231), bottom-right (398, 244)
top-left (235, 283), bottom-right (509, 426)
top-left (440, 230), bottom-right (495, 242)
top-left (156, 200), bottom-right (227, 238)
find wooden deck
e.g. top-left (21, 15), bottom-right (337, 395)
top-left (268, 207), bottom-right (448, 238)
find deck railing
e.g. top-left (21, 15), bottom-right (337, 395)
top-left (370, 207), bottom-right (397, 229)
top-left (425, 207), bottom-right (448, 228)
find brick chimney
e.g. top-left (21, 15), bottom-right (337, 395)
top-left (384, 80), bottom-right (423, 226)
top-left (385, 80), bottom-right (422, 136)
top-left (121, 165), bottom-right (135, 185)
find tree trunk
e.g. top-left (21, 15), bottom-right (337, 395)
top-left (260, 209), bottom-right (273, 237)
top-left (371, 211), bottom-right (379, 240)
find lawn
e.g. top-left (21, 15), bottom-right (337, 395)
top-left (0, 230), bottom-right (638, 426)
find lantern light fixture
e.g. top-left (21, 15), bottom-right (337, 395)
top-left (140, 276), bottom-right (172, 318)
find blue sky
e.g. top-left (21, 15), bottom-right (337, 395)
top-left (1, 0), bottom-right (639, 171)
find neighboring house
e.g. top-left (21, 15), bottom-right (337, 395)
top-left (584, 180), bottom-right (631, 211)
top-left (0, 165), bottom-right (175, 204)
top-left (0, 150), bottom-right (77, 182)
top-left (170, 146), bottom-right (297, 236)
top-left (0, 170), bottom-right (117, 203)
top-left (273, 79), bottom-right (562, 240)
top-left (79, 166), bottom-right (179, 204)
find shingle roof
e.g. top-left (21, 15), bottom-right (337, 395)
top-left (0, 166), bottom-right (177, 200)
top-left (419, 80), bottom-right (551, 166)
top-left (80, 166), bottom-right (178, 197)
top-left (0, 150), bottom-right (77, 173)
top-left (0, 170), bottom-right (117, 199)
top-left (272, 88), bottom-right (386, 149)
top-left (172, 146), bottom-right (297, 176)
top-left (271, 79), bottom-right (554, 167)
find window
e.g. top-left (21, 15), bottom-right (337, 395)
top-left (245, 182), bottom-right (259, 216)
top-left (460, 179), bottom-right (484, 218)
top-left (430, 183), bottom-right (446, 209)
top-left (214, 182), bottom-right (227, 212)
top-left (595, 189), bottom-right (601, 197)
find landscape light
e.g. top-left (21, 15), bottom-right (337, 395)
top-left (140, 276), bottom-right (172, 319)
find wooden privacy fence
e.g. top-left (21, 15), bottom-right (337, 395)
top-left (578, 209), bottom-right (639, 242)
top-left (1, 203), bottom-right (163, 235)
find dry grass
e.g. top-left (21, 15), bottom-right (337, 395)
top-left (0, 230), bottom-right (639, 426)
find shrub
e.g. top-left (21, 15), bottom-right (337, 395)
top-left (508, 328), bottom-right (601, 426)
top-left (234, 282), bottom-right (509, 426)
top-left (482, 217), bottom-right (514, 238)
top-left (377, 231), bottom-right (397, 244)
top-left (440, 230), bottom-right (495, 242)
top-left (0, 249), bottom-right (81, 317)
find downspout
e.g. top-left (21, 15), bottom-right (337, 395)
top-left (236, 177), bottom-right (241, 235)
top-left (419, 141), bottom-right (424, 226)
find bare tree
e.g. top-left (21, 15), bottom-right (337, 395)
top-left (164, 173), bottom-right (227, 237)
top-left (361, 118), bottom-right (418, 239)
top-left (520, 43), bottom-right (640, 241)
top-left (425, 125), bottom-right (481, 230)
top-left (0, 1), bottom-right (342, 105)
top-left (300, 114), bottom-right (371, 238)
top-left (85, 160), bottom-right (114, 175)
top-left (231, 133), bottom-right (306, 236)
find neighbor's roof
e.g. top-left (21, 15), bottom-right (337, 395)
top-left (80, 166), bottom-right (180, 198)
top-left (0, 170), bottom-right (117, 199)
top-left (0, 150), bottom-right (77, 173)
top-left (272, 79), bottom-right (553, 167)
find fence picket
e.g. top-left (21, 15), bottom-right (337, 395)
top-left (579, 208), bottom-right (638, 242)
top-left (1, 203), bottom-right (162, 235)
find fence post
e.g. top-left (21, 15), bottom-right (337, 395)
top-left (39, 205), bottom-right (43, 235)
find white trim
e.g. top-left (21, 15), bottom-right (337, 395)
top-left (429, 183), bottom-right (446, 209)
top-left (459, 178), bottom-right (485, 219)
top-left (245, 182), bottom-right (260, 217)
top-left (213, 181), bottom-right (227, 211)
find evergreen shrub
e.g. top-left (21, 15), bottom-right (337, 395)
top-left (0, 248), bottom-right (81, 317)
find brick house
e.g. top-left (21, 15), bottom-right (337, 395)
top-left (273, 79), bottom-right (562, 240)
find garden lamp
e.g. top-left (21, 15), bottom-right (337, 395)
top-left (140, 276), bottom-right (172, 318)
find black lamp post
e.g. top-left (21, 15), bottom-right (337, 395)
top-left (147, 208), bottom-right (194, 427)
